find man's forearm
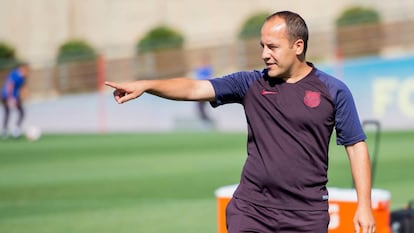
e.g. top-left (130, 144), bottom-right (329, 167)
top-left (144, 77), bottom-right (215, 101)
top-left (346, 141), bottom-right (372, 207)
top-left (105, 77), bottom-right (215, 104)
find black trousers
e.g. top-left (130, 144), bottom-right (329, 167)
top-left (1, 97), bottom-right (24, 131)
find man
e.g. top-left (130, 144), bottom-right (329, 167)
top-left (105, 11), bottom-right (375, 233)
top-left (1, 62), bottom-right (29, 139)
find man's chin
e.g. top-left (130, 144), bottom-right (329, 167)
top-left (267, 70), bottom-right (280, 78)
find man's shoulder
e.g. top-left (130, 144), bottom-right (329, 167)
top-left (220, 69), bottom-right (264, 80)
top-left (313, 68), bottom-right (348, 90)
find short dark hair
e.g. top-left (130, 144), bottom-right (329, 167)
top-left (265, 11), bottom-right (309, 56)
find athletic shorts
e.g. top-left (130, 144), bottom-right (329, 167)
top-left (226, 197), bottom-right (330, 233)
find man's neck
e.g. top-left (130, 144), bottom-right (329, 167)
top-left (284, 62), bottom-right (312, 83)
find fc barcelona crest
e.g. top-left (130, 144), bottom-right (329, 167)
top-left (304, 91), bottom-right (321, 108)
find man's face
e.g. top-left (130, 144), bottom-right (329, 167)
top-left (260, 17), bottom-right (299, 79)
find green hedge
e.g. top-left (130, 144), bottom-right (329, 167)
top-left (0, 42), bottom-right (18, 70)
top-left (137, 25), bottom-right (184, 53)
top-left (336, 6), bottom-right (381, 27)
top-left (57, 39), bottom-right (97, 63)
top-left (238, 12), bottom-right (270, 39)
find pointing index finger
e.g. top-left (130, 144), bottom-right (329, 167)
top-left (105, 81), bottom-right (119, 89)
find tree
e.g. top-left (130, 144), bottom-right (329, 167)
top-left (238, 12), bottom-right (269, 40)
top-left (136, 25), bottom-right (186, 79)
top-left (57, 39), bottom-right (96, 64)
top-left (237, 12), bottom-right (269, 69)
top-left (55, 39), bottom-right (98, 93)
top-left (0, 42), bottom-right (18, 70)
top-left (137, 25), bottom-right (184, 53)
top-left (336, 6), bottom-right (380, 27)
top-left (335, 6), bottom-right (382, 57)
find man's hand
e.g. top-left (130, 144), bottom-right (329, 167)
top-left (353, 205), bottom-right (376, 233)
top-left (105, 81), bottom-right (145, 104)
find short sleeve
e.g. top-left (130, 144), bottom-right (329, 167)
top-left (209, 70), bottom-right (262, 107)
top-left (333, 83), bottom-right (366, 145)
top-left (316, 69), bottom-right (366, 145)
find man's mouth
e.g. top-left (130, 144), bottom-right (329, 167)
top-left (266, 63), bottom-right (277, 68)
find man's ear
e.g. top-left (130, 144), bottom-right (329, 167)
top-left (294, 39), bottom-right (305, 55)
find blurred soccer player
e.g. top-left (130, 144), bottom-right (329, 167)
top-left (1, 62), bottom-right (29, 139)
top-left (106, 11), bottom-right (375, 233)
top-left (194, 53), bottom-right (214, 126)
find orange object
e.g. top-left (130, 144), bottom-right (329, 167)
top-left (215, 185), bottom-right (237, 233)
top-left (328, 188), bottom-right (391, 233)
top-left (215, 185), bottom-right (391, 233)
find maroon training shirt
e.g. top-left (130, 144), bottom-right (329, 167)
top-left (209, 65), bottom-right (366, 210)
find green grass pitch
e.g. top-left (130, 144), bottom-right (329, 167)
top-left (0, 131), bottom-right (413, 233)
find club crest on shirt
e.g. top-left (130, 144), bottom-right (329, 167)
top-left (304, 91), bottom-right (321, 108)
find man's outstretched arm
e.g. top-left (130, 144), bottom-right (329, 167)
top-left (105, 78), bottom-right (216, 104)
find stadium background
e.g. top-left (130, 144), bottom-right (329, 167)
top-left (1, 0), bottom-right (414, 132)
top-left (1, 1), bottom-right (414, 233)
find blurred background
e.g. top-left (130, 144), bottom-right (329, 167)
top-left (1, 0), bottom-right (414, 133)
top-left (1, 1), bottom-right (414, 233)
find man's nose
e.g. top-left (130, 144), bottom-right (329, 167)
top-left (261, 47), bottom-right (271, 60)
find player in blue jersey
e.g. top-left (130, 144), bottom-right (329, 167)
top-left (106, 11), bottom-right (375, 233)
top-left (1, 62), bottom-right (30, 139)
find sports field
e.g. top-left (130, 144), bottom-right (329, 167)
top-left (0, 131), bottom-right (413, 233)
